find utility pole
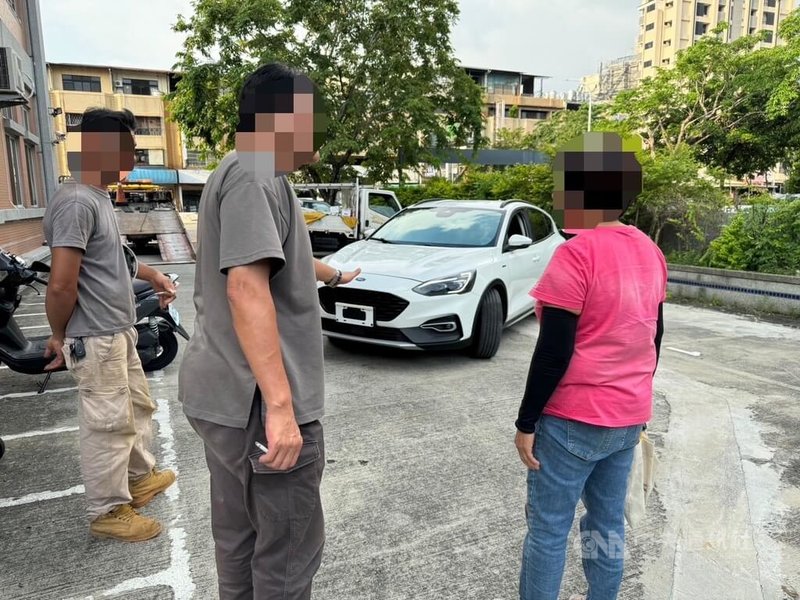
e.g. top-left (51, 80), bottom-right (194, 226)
top-left (587, 92), bottom-right (593, 132)
top-left (26, 0), bottom-right (57, 200)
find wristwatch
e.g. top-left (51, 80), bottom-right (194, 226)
top-left (325, 269), bottom-right (343, 288)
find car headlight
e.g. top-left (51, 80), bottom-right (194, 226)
top-left (413, 271), bottom-right (476, 296)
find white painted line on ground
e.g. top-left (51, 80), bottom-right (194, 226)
top-left (667, 347), bottom-right (702, 358)
top-left (101, 526), bottom-right (195, 599)
top-left (154, 397), bottom-right (180, 502)
top-left (96, 398), bottom-right (194, 599)
top-left (14, 312), bottom-right (47, 317)
top-left (0, 386), bottom-right (77, 401)
top-left (20, 325), bottom-right (50, 331)
top-left (3, 425), bottom-right (79, 441)
top-left (0, 485), bottom-right (84, 509)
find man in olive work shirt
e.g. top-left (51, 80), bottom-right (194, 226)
top-left (179, 63), bottom-right (359, 600)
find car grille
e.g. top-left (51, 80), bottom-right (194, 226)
top-left (322, 319), bottom-right (410, 342)
top-left (318, 287), bottom-right (410, 322)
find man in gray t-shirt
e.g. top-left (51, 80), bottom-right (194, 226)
top-left (179, 63), bottom-right (358, 600)
top-left (43, 108), bottom-right (177, 543)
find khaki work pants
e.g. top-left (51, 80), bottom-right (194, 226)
top-left (64, 327), bottom-right (156, 520)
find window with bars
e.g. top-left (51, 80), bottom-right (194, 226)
top-left (646, 22), bottom-right (655, 31)
top-left (25, 144), bottom-right (39, 207)
top-left (764, 30), bottom-right (774, 43)
top-left (66, 113), bottom-right (83, 132)
top-left (645, 41), bottom-right (654, 50)
top-left (764, 12), bottom-right (775, 26)
top-left (697, 3), bottom-right (710, 17)
top-left (6, 134), bottom-right (23, 207)
top-left (134, 116), bottom-right (162, 136)
top-left (766, 0), bottom-right (776, 6)
top-left (186, 150), bottom-right (213, 168)
top-left (644, 60), bottom-right (653, 68)
top-left (695, 22), bottom-right (709, 35)
top-left (122, 78), bottom-right (159, 96)
top-left (63, 74), bottom-right (102, 93)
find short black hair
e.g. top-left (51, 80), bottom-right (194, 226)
top-left (80, 107), bottom-right (137, 134)
top-left (237, 62), bottom-right (316, 131)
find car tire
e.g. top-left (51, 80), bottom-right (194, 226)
top-left (469, 287), bottom-right (504, 359)
top-left (0, 437), bottom-right (5, 460)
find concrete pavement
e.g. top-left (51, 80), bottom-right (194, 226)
top-left (0, 262), bottom-right (798, 599)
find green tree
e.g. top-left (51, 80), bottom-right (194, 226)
top-left (390, 164), bottom-right (553, 209)
top-left (704, 198), bottom-right (800, 275)
top-left (492, 127), bottom-right (535, 149)
top-left (612, 25), bottom-right (799, 178)
top-left (767, 9), bottom-right (800, 118)
top-left (170, 0), bottom-right (485, 184)
top-left (632, 145), bottom-right (729, 246)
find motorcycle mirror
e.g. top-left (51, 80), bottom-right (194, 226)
top-left (30, 260), bottom-right (51, 273)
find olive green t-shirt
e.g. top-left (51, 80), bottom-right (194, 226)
top-left (42, 183), bottom-right (135, 338)
top-left (179, 152), bottom-right (324, 428)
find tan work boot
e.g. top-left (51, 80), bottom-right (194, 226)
top-left (90, 504), bottom-right (162, 542)
top-left (129, 468), bottom-right (177, 508)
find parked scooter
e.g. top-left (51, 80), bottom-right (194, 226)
top-left (0, 248), bottom-right (190, 459)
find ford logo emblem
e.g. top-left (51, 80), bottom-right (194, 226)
top-left (356, 277), bottom-right (366, 282)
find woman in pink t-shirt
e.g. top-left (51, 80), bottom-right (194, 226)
top-left (514, 133), bottom-right (667, 600)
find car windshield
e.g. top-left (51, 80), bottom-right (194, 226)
top-left (372, 206), bottom-right (503, 247)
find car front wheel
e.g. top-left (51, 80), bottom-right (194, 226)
top-left (469, 287), bottom-right (504, 359)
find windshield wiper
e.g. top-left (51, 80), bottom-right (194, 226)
top-left (369, 237), bottom-right (394, 244)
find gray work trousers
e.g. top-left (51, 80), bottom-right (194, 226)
top-left (188, 394), bottom-right (325, 600)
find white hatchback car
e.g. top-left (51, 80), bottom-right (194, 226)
top-left (319, 199), bottom-right (565, 358)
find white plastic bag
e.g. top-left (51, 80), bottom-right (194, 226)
top-left (624, 430), bottom-right (656, 528)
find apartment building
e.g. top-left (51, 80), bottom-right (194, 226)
top-left (0, 0), bottom-right (56, 260)
top-left (46, 63), bottom-right (214, 209)
top-left (638, 0), bottom-right (795, 79)
top-left (48, 63), bottom-right (183, 176)
top-left (464, 67), bottom-right (566, 146)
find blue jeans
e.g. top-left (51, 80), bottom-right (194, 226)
top-left (519, 415), bottom-right (643, 600)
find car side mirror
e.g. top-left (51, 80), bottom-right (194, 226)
top-left (508, 234), bottom-right (533, 249)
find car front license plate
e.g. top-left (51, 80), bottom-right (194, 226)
top-left (168, 304), bottom-right (181, 327)
top-left (335, 303), bottom-right (374, 327)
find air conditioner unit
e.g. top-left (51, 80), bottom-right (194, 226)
top-left (0, 47), bottom-right (25, 94)
top-left (114, 79), bottom-right (124, 89)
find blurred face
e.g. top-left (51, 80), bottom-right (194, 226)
top-left (235, 83), bottom-right (328, 179)
top-left (552, 132), bottom-right (642, 230)
top-left (67, 130), bottom-right (136, 187)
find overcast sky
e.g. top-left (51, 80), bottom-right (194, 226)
top-left (39, 0), bottom-right (638, 93)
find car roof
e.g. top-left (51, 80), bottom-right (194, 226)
top-left (410, 198), bottom-right (538, 210)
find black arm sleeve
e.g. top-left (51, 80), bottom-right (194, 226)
top-left (515, 307), bottom-right (579, 434)
top-left (654, 302), bottom-right (664, 369)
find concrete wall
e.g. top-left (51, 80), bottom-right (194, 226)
top-left (668, 264), bottom-right (800, 317)
top-left (0, 0), bottom-right (49, 255)
top-left (0, 209), bottom-right (45, 255)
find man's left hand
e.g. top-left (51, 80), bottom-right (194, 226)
top-left (151, 272), bottom-right (177, 309)
top-left (515, 430), bottom-right (540, 471)
top-left (339, 268), bottom-right (362, 285)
